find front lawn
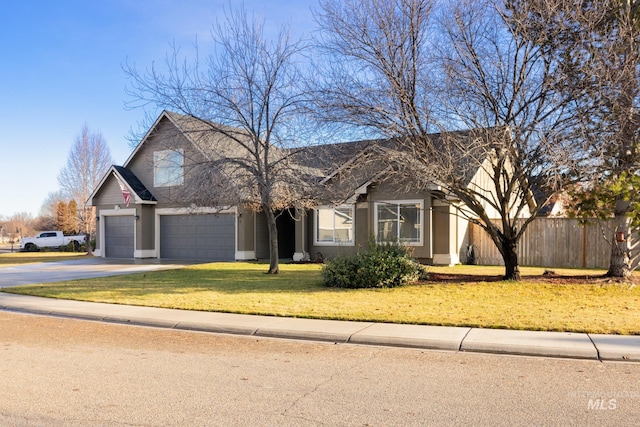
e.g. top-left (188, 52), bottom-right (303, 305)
top-left (3, 262), bottom-right (639, 334)
top-left (0, 251), bottom-right (89, 266)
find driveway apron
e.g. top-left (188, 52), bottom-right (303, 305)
top-left (0, 258), bottom-right (189, 287)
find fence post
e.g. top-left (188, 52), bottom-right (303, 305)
top-left (582, 224), bottom-right (587, 269)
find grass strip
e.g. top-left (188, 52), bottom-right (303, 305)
top-left (0, 251), bottom-right (89, 266)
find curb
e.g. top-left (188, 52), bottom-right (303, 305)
top-left (1, 293), bottom-right (639, 362)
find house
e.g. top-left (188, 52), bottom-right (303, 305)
top-left (88, 111), bottom-right (496, 265)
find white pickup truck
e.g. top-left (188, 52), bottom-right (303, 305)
top-left (19, 231), bottom-right (86, 252)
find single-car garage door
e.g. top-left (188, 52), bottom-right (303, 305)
top-left (104, 216), bottom-right (135, 258)
top-left (160, 214), bottom-right (235, 260)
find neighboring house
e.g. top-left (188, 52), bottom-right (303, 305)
top-left (535, 193), bottom-right (569, 217)
top-left (88, 111), bottom-right (501, 264)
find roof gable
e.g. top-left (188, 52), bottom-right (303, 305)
top-left (113, 166), bottom-right (156, 202)
top-left (123, 111), bottom-right (194, 167)
top-left (93, 110), bottom-right (501, 208)
top-left (87, 165), bottom-right (156, 206)
top-left (124, 110), bottom-right (258, 169)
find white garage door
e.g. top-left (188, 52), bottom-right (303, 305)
top-left (160, 214), bottom-right (235, 260)
top-left (104, 216), bottom-right (135, 258)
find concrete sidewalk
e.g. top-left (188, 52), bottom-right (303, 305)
top-left (1, 292), bottom-right (639, 362)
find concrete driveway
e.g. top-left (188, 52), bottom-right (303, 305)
top-left (0, 258), bottom-right (192, 288)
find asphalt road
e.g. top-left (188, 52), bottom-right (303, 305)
top-left (1, 311), bottom-right (639, 426)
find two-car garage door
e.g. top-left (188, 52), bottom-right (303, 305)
top-left (159, 214), bottom-right (235, 260)
top-left (103, 213), bottom-right (235, 260)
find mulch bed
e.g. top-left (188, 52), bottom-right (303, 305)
top-left (425, 271), bottom-right (640, 285)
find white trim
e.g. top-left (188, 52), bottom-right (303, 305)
top-left (293, 252), bottom-right (309, 262)
top-left (313, 205), bottom-right (356, 247)
top-left (155, 206), bottom-right (236, 215)
top-left (98, 208), bottom-right (137, 258)
top-left (134, 249), bottom-right (157, 259)
top-left (235, 250), bottom-right (256, 260)
top-left (235, 209), bottom-right (239, 260)
top-left (374, 200), bottom-right (424, 246)
top-left (295, 208), bottom-right (308, 261)
top-left (93, 248), bottom-right (102, 257)
top-left (427, 205), bottom-right (433, 257)
top-left (155, 206), bottom-right (238, 259)
top-left (433, 253), bottom-right (459, 266)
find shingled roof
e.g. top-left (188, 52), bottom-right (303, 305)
top-left (112, 110), bottom-right (504, 208)
top-left (113, 166), bottom-right (156, 202)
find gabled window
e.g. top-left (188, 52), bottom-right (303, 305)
top-left (315, 205), bottom-right (355, 245)
top-left (375, 200), bottom-right (423, 245)
top-left (154, 149), bottom-right (184, 187)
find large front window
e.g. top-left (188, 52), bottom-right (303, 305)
top-left (315, 205), bottom-right (354, 245)
top-left (375, 201), bottom-right (422, 244)
top-left (154, 149), bottom-right (184, 187)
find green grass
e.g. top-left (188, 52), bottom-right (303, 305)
top-left (0, 251), bottom-right (89, 266)
top-left (3, 262), bottom-right (639, 334)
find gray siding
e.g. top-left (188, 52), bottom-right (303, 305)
top-left (126, 117), bottom-right (218, 209)
top-left (93, 176), bottom-right (129, 207)
top-left (255, 212), bottom-right (270, 260)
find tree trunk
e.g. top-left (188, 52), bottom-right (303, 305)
top-left (488, 223), bottom-right (522, 281)
top-left (85, 232), bottom-right (93, 256)
top-left (85, 206), bottom-right (94, 256)
top-left (607, 199), bottom-right (632, 278)
top-left (501, 240), bottom-right (521, 281)
top-left (606, 16), bottom-right (636, 278)
top-left (607, 240), bottom-right (631, 278)
top-left (264, 207), bottom-right (280, 274)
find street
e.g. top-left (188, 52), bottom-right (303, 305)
top-left (1, 311), bottom-right (639, 426)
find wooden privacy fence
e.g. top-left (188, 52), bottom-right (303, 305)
top-left (469, 218), bottom-right (613, 269)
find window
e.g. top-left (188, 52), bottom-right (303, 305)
top-left (154, 149), bottom-right (184, 187)
top-left (315, 205), bottom-right (354, 245)
top-left (375, 201), bottom-right (422, 245)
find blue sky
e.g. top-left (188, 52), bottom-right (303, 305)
top-left (0, 0), bottom-right (316, 218)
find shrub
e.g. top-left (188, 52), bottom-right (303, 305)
top-left (61, 241), bottom-right (78, 252)
top-left (321, 241), bottom-right (426, 288)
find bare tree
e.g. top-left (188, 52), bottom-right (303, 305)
top-left (314, 0), bottom-right (585, 280)
top-left (125, 6), bottom-right (310, 274)
top-left (31, 214), bottom-right (56, 232)
top-left (58, 124), bottom-right (113, 253)
top-left (35, 190), bottom-right (66, 232)
top-left (0, 212), bottom-right (35, 243)
top-left (507, 0), bottom-right (640, 277)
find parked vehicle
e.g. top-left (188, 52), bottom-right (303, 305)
top-left (19, 231), bottom-right (86, 252)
